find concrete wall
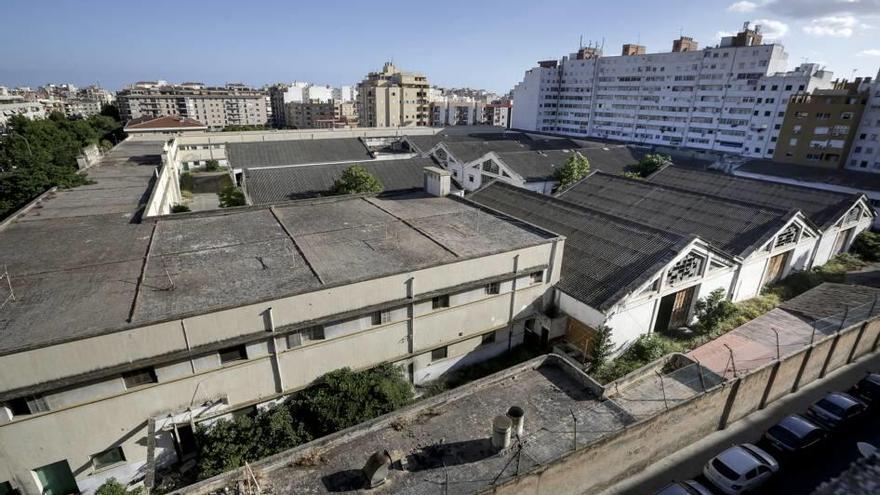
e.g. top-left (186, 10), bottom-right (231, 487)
top-left (482, 315), bottom-right (880, 495)
top-left (142, 140), bottom-right (182, 218)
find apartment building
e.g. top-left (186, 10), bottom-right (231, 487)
top-left (0, 138), bottom-right (562, 495)
top-left (356, 62), bottom-right (429, 127)
top-left (63, 99), bottom-right (104, 118)
top-left (773, 79), bottom-right (870, 168)
top-left (512, 23), bottom-right (834, 158)
top-left (117, 81), bottom-right (271, 130)
top-left (284, 100), bottom-right (358, 129)
top-left (486, 102), bottom-right (513, 128)
top-left (848, 69), bottom-right (880, 172)
top-left (430, 98), bottom-right (486, 126)
top-left (0, 96), bottom-right (46, 130)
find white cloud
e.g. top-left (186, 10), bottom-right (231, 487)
top-left (802, 15), bottom-right (869, 37)
top-left (753, 19), bottom-right (790, 38)
top-left (769, 0), bottom-right (880, 19)
top-left (858, 48), bottom-right (880, 56)
top-left (727, 1), bottom-right (758, 13)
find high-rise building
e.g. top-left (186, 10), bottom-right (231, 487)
top-left (847, 69), bottom-right (880, 172)
top-left (356, 62), bottom-right (429, 128)
top-left (511, 23), bottom-right (834, 159)
top-left (117, 82), bottom-right (271, 130)
top-left (485, 102), bottom-right (513, 128)
top-left (773, 79), bottom-right (870, 168)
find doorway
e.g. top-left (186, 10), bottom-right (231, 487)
top-left (764, 251), bottom-right (791, 286)
top-left (174, 424), bottom-right (198, 461)
top-left (833, 228), bottom-right (854, 255)
top-left (33, 460), bottom-right (78, 495)
top-left (654, 285), bottom-right (697, 332)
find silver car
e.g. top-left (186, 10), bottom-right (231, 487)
top-left (702, 443), bottom-right (779, 495)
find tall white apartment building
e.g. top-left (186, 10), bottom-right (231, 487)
top-left (847, 70), bottom-right (880, 172)
top-left (333, 85), bottom-right (357, 102)
top-left (512, 23), bottom-right (833, 158)
top-left (430, 97), bottom-right (487, 126)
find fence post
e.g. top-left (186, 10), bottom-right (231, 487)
top-left (656, 370), bottom-right (668, 411)
top-left (724, 343), bottom-right (737, 378)
top-left (772, 327), bottom-right (780, 361)
top-left (696, 360), bottom-right (707, 392)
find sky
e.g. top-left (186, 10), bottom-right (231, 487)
top-left (1, 0), bottom-right (879, 94)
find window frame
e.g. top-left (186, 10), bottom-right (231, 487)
top-left (122, 367), bottom-right (158, 389)
top-left (431, 294), bottom-right (450, 309)
top-left (431, 346), bottom-right (448, 361)
top-left (218, 345), bottom-right (248, 365)
top-left (91, 446), bottom-right (126, 471)
top-left (485, 282), bottom-right (501, 295)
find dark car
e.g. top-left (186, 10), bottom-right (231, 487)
top-left (654, 480), bottom-right (714, 495)
top-left (763, 414), bottom-right (827, 454)
top-left (808, 392), bottom-right (867, 429)
top-left (852, 373), bottom-right (880, 406)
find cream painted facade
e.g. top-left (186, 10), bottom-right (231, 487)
top-left (0, 214), bottom-right (562, 495)
top-left (356, 63), bottom-right (429, 128)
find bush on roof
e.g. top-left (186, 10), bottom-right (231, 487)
top-left (218, 184), bottom-right (246, 207)
top-left (330, 164), bottom-right (383, 195)
top-left (555, 152), bottom-right (590, 190)
top-left (629, 153), bottom-right (672, 178)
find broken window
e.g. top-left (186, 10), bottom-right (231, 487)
top-left (774, 224), bottom-right (800, 248)
top-left (666, 253), bottom-right (705, 286)
top-left (432, 295), bottom-right (450, 309)
top-left (218, 345), bottom-right (247, 364)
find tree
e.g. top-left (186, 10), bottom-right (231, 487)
top-left (95, 478), bottom-right (142, 495)
top-left (171, 204), bottom-right (191, 213)
top-left (554, 153), bottom-right (590, 190)
top-left (694, 288), bottom-right (737, 335)
top-left (100, 104), bottom-right (121, 121)
top-left (218, 185), bottom-right (246, 208)
top-left (851, 231), bottom-right (880, 262)
top-left (631, 154), bottom-right (673, 178)
top-left (204, 159), bottom-right (219, 172)
top-left (289, 363), bottom-right (412, 437)
top-left (330, 165), bottom-right (383, 195)
top-left (587, 325), bottom-right (615, 369)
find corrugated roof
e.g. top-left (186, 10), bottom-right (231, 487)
top-left (492, 150), bottom-right (578, 180)
top-left (469, 181), bottom-right (689, 310)
top-left (227, 138), bottom-right (373, 168)
top-left (649, 166), bottom-right (859, 229)
top-left (738, 159), bottom-right (880, 193)
top-left (558, 172), bottom-right (792, 257)
top-left (578, 146), bottom-right (646, 175)
top-left (243, 157), bottom-right (437, 204)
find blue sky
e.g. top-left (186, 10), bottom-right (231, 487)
top-left (1, 0), bottom-right (879, 93)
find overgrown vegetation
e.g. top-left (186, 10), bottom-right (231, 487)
top-left (218, 184), bottom-right (246, 207)
top-left (193, 364), bottom-right (411, 480)
top-left (627, 153), bottom-right (672, 178)
top-left (418, 345), bottom-right (542, 397)
top-left (765, 252), bottom-right (866, 300)
top-left (590, 334), bottom-right (683, 384)
top-left (693, 288), bottom-right (737, 335)
top-left (170, 204), bottom-right (191, 213)
top-left (331, 164), bottom-right (383, 195)
top-left (554, 152), bottom-right (591, 190)
top-left (0, 111), bottom-right (123, 219)
top-left (204, 159), bottom-right (220, 172)
top-left (95, 478), bottom-right (142, 495)
top-left (222, 124), bottom-right (268, 132)
top-left (851, 231), bottom-right (880, 262)
top-left (587, 325), bottom-right (615, 370)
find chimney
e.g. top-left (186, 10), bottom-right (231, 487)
top-left (622, 44), bottom-right (645, 56)
top-left (672, 36), bottom-right (698, 52)
top-left (423, 166), bottom-right (451, 197)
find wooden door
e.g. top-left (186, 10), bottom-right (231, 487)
top-left (668, 286), bottom-right (696, 329)
top-left (765, 251), bottom-right (790, 285)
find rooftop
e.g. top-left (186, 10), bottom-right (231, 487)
top-left (649, 166), bottom-right (860, 229)
top-left (0, 143), bottom-right (555, 356)
top-left (124, 115), bottom-right (207, 131)
top-left (227, 138), bottom-right (374, 169)
top-left (558, 172), bottom-right (792, 257)
top-left (491, 149), bottom-right (580, 181)
top-left (469, 181), bottom-right (689, 310)
top-left (242, 157), bottom-right (438, 204)
top-left (736, 159), bottom-right (880, 194)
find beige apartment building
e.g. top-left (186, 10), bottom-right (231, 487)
top-left (0, 139), bottom-right (562, 495)
top-left (356, 63), bottom-right (429, 127)
top-left (285, 100), bottom-right (358, 129)
top-left (117, 82), bottom-right (270, 130)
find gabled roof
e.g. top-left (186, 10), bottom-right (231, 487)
top-left (227, 138), bottom-right (373, 169)
top-left (124, 115), bottom-right (206, 130)
top-left (490, 149), bottom-right (580, 181)
top-left (558, 172), bottom-right (795, 257)
top-left (406, 131), bottom-right (591, 159)
top-left (738, 159), bottom-right (880, 193)
top-left (469, 181), bottom-right (691, 311)
top-left (649, 166), bottom-right (861, 229)
top-left (578, 146), bottom-right (646, 175)
top-left (243, 157), bottom-right (438, 204)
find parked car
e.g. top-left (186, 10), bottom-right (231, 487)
top-left (703, 443), bottom-right (779, 495)
top-left (852, 373), bottom-right (880, 406)
top-left (654, 480), bottom-right (714, 495)
top-left (808, 392), bottom-right (867, 429)
top-left (763, 414), bottom-right (827, 455)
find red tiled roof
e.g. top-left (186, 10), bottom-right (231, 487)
top-left (124, 115), bottom-right (207, 130)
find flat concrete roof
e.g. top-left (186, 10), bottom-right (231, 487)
top-left (182, 354), bottom-right (711, 495)
top-left (0, 142), bottom-right (556, 355)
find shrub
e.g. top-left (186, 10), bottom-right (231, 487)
top-left (330, 165), bottom-right (383, 195)
top-left (218, 185), bottom-right (246, 208)
top-left (179, 172), bottom-right (194, 193)
top-left (587, 325), bottom-right (615, 369)
top-left (95, 478), bottom-right (142, 495)
top-left (170, 204), bottom-right (190, 213)
top-left (851, 231), bottom-right (880, 262)
top-left (204, 159), bottom-right (219, 172)
top-left (554, 153), bottom-right (590, 190)
top-left (693, 289), bottom-right (737, 335)
top-left (630, 154), bottom-right (672, 178)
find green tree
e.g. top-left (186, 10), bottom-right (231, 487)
top-left (204, 159), bottom-right (219, 172)
top-left (100, 104), bottom-right (121, 121)
top-left (95, 478), bottom-right (142, 495)
top-left (694, 288), bottom-right (737, 335)
top-left (587, 325), bottom-right (615, 369)
top-left (289, 363), bottom-right (412, 437)
top-left (554, 152), bottom-right (590, 190)
top-left (851, 231), bottom-right (880, 262)
top-left (330, 165), bottom-right (383, 195)
top-left (171, 204), bottom-right (191, 213)
top-left (222, 124), bottom-right (268, 132)
top-left (218, 185), bottom-right (246, 207)
top-left (631, 154), bottom-right (673, 178)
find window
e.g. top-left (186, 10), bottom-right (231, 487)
top-left (481, 332), bottom-right (496, 346)
top-left (468, 174), bottom-right (475, 183)
top-left (530, 271), bottom-right (544, 284)
top-left (485, 282), bottom-right (500, 295)
top-left (841, 112), bottom-right (854, 120)
top-left (218, 345), bottom-right (247, 364)
top-left (432, 294), bottom-right (450, 309)
top-left (122, 367), bottom-right (157, 389)
top-left (431, 346), bottom-right (448, 361)
top-left (287, 326), bottom-right (325, 348)
top-left (91, 446), bottom-right (125, 470)
top-left (371, 310), bottom-right (391, 325)
top-left (5, 396), bottom-right (48, 416)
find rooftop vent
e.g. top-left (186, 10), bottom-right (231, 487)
top-left (362, 450), bottom-right (392, 488)
top-left (507, 406), bottom-right (525, 437)
top-left (492, 415), bottom-right (512, 452)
